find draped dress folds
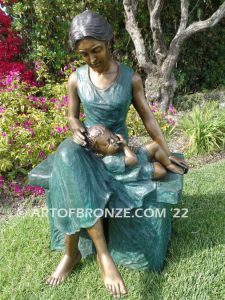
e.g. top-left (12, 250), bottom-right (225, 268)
top-left (29, 63), bottom-right (184, 270)
top-left (49, 63), bottom-right (155, 235)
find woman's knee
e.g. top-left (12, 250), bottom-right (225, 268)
top-left (56, 138), bottom-right (83, 165)
top-left (152, 162), bottom-right (167, 179)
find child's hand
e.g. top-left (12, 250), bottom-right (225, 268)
top-left (169, 156), bottom-right (189, 174)
top-left (115, 134), bottom-right (127, 147)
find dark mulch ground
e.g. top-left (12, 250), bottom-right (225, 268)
top-left (130, 134), bottom-right (225, 168)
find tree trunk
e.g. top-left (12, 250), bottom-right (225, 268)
top-left (160, 73), bottom-right (177, 111)
top-left (144, 70), bottom-right (177, 111)
top-left (144, 70), bottom-right (161, 102)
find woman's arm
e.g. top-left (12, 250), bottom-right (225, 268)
top-left (131, 73), bottom-right (170, 156)
top-left (67, 73), bottom-right (86, 145)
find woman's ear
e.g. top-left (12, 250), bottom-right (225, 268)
top-left (106, 41), bottom-right (111, 53)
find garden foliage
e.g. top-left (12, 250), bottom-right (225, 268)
top-left (0, 70), bottom-right (176, 177)
top-left (127, 102), bottom-right (176, 138)
top-left (2, 0), bottom-right (130, 82)
top-left (0, 3), bottom-right (34, 85)
top-left (0, 74), bottom-right (69, 175)
top-left (179, 102), bottom-right (225, 155)
top-left (2, 0), bottom-right (225, 95)
top-left (0, 0), bottom-right (225, 198)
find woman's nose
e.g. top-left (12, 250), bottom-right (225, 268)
top-left (90, 54), bottom-right (97, 64)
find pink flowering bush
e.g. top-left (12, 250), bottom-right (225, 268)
top-left (127, 101), bottom-right (177, 138)
top-left (0, 5), bottom-right (35, 87)
top-left (59, 61), bottom-right (83, 80)
top-left (0, 62), bottom-right (174, 200)
top-left (0, 174), bottom-right (45, 199)
top-left (0, 72), bottom-right (85, 178)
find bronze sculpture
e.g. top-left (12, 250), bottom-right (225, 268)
top-left (45, 10), bottom-right (188, 298)
top-left (85, 124), bottom-right (188, 177)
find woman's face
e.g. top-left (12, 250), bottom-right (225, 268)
top-left (76, 38), bottom-right (110, 72)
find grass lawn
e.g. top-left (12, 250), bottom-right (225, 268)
top-left (0, 160), bottom-right (225, 300)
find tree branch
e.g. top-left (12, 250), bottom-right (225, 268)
top-left (147, 0), bottom-right (167, 65)
top-left (177, 0), bottom-right (189, 34)
top-left (180, 1), bottom-right (225, 41)
top-left (162, 1), bottom-right (225, 79)
top-left (123, 0), bottom-right (156, 73)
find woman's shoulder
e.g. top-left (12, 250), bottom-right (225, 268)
top-left (118, 63), bottom-right (134, 84)
top-left (72, 65), bottom-right (89, 85)
top-left (68, 65), bottom-right (88, 88)
top-left (119, 63), bottom-right (134, 74)
top-left (76, 64), bottom-right (88, 76)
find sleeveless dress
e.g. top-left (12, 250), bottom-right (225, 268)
top-left (49, 64), bottom-right (155, 235)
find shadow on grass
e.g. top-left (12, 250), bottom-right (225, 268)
top-left (137, 189), bottom-right (225, 299)
top-left (1, 161), bottom-right (224, 299)
top-left (170, 191), bottom-right (225, 256)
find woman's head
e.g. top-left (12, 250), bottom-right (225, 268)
top-left (85, 125), bottom-right (121, 155)
top-left (69, 11), bottom-right (113, 49)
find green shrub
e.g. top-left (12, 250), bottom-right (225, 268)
top-left (179, 102), bottom-right (225, 155)
top-left (174, 90), bottom-right (225, 111)
top-left (173, 92), bottom-right (204, 111)
top-left (0, 78), bottom-right (74, 178)
top-left (0, 76), bottom-right (176, 178)
top-left (6, 0), bottom-right (131, 81)
top-left (126, 103), bottom-right (176, 139)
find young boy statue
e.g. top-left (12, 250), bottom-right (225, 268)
top-left (84, 124), bottom-right (188, 180)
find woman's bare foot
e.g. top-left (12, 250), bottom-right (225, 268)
top-left (46, 251), bottom-right (81, 287)
top-left (97, 254), bottom-right (128, 298)
top-left (167, 163), bottom-right (184, 174)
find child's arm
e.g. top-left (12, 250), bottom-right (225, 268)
top-left (123, 145), bottom-right (138, 166)
top-left (116, 134), bottom-right (138, 166)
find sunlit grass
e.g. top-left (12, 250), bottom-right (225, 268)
top-left (0, 160), bottom-right (224, 300)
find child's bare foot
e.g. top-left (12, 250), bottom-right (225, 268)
top-left (97, 254), bottom-right (128, 298)
top-left (167, 163), bottom-right (184, 174)
top-left (46, 251), bottom-right (81, 287)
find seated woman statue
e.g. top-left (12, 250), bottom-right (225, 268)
top-left (45, 10), bottom-right (188, 298)
top-left (84, 124), bottom-right (188, 178)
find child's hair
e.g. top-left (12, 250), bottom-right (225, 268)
top-left (84, 124), bottom-right (107, 150)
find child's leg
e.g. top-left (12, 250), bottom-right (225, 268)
top-left (152, 162), bottom-right (167, 179)
top-left (144, 142), bottom-right (184, 175)
top-left (46, 232), bottom-right (81, 286)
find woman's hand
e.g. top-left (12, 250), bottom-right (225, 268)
top-left (72, 126), bottom-right (87, 146)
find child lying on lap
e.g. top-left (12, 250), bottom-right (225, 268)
top-left (84, 124), bottom-right (188, 180)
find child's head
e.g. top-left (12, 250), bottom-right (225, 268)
top-left (85, 124), bottom-right (121, 155)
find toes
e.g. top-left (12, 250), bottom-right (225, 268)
top-left (111, 285), bottom-right (116, 297)
top-left (120, 284), bottom-right (128, 295)
top-left (49, 277), bottom-right (55, 286)
top-left (52, 278), bottom-right (58, 287)
top-left (106, 283), bottom-right (113, 295)
top-left (55, 277), bottom-right (61, 286)
top-left (178, 168), bottom-right (184, 174)
top-left (45, 275), bottom-right (65, 287)
top-left (115, 283), bottom-right (121, 298)
top-left (46, 277), bottom-right (53, 286)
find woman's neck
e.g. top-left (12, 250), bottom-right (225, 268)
top-left (91, 59), bottom-right (117, 76)
top-left (88, 61), bottom-right (119, 90)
